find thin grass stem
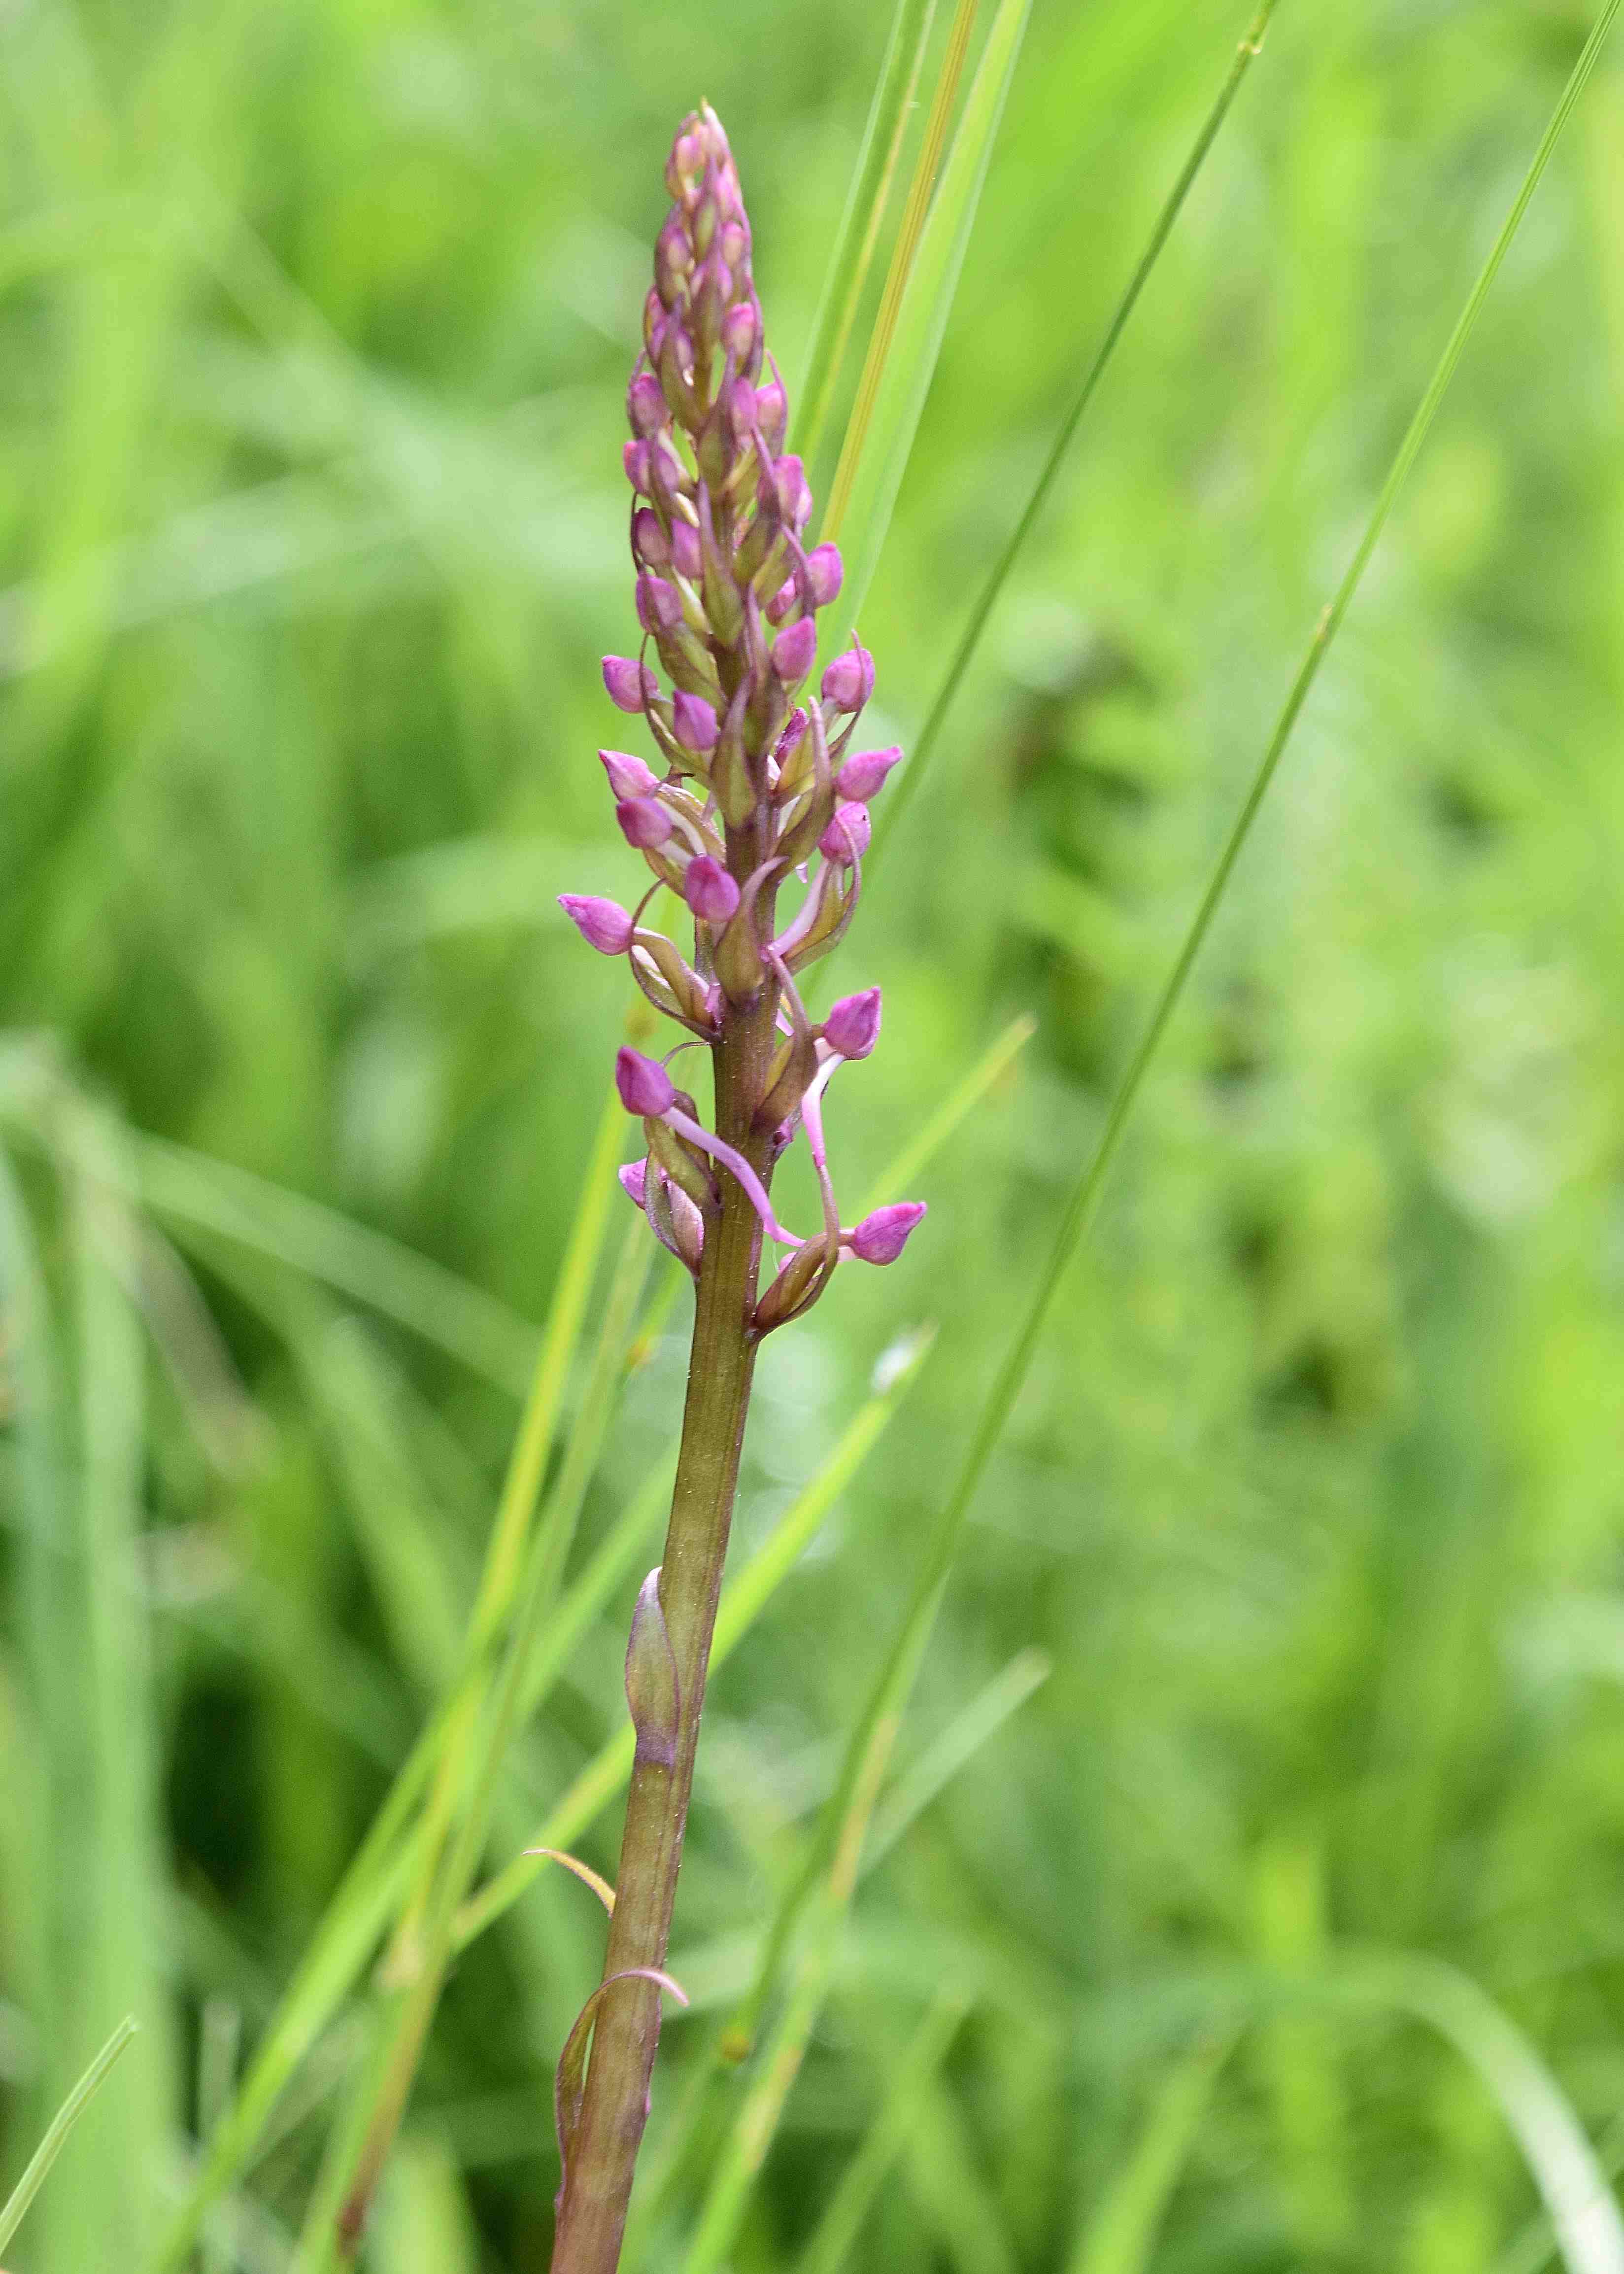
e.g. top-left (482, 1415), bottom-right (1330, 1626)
top-left (868, 0), bottom-right (1280, 879)
top-left (0, 2017), bottom-right (137, 2255)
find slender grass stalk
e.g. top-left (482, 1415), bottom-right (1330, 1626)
top-left (868, 0), bottom-right (1280, 876)
top-left (821, 0), bottom-right (981, 546)
top-left (828, 0), bottom-right (1032, 626)
top-left (789, 1992), bottom-right (969, 2274)
top-left (0, 2016), bottom-right (137, 2256)
top-left (1066, 2033), bottom-right (1235, 2274)
top-left (798, 0), bottom-right (939, 487)
top-left (646, 2), bottom-right (1624, 2236)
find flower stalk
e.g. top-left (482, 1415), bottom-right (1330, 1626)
top-left (548, 104), bottom-right (923, 2269)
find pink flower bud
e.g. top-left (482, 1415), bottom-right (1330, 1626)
top-left (765, 577), bottom-right (796, 626)
top-left (600, 749), bottom-right (660, 800)
top-left (818, 801), bottom-right (871, 864)
top-left (603, 655), bottom-right (658, 713)
top-left (821, 646), bottom-right (875, 713)
top-left (805, 543), bottom-right (844, 608)
top-left (823, 987), bottom-right (881, 1060)
top-left (721, 301), bottom-right (757, 361)
top-left (847, 1201), bottom-right (926, 1265)
top-left (616, 1047), bottom-right (676, 1119)
top-left (755, 375), bottom-right (787, 452)
top-left (682, 856), bottom-right (741, 925)
top-left (559, 894), bottom-right (636, 955)
top-left (724, 375), bottom-right (759, 440)
top-left (617, 797), bottom-right (674, 850)
top-left (636, 574), bottom-right (683, 635)
top-left (669, 517), bottom-right (702, 580)
top-left (619, 1158), bottom-right (648, 1206)
top-left (770, 455), bottom-right (811, 529)
top-left (672, 691), bottom-right (719, 754)
top-left (772, 616), bottom-right (817, 683)
top-left (627, 373), bottom-right (666, 437)
top-left (632, 506), bottom-right (669, 567)
top-left (836, 745), bottom-right (901, 800)
top-left (624, 439), bottom-right (653, 494)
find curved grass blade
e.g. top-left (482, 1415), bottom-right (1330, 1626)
top-left (869, 0), bottom-right (1280, 877)
top-left (663, 0), bottom-right (1624, 2229)
top-left (826, 0), bottom-right (1031, 622)
top-left (820, 0), bottom-right (979, 546)
top-left (789, 1992), bottom-right (969, 2274)
top-left (1066, 2032), bottom-right (1234, 2274)
top-left (1343, 1953), bottom-right (1624, 2274)
top-left (133, 1134), bottom-right (539, 1395)
top-left (0, 2016), bottom-right (138, 2256)
top-left (798, 0), bottom-right (939, 487)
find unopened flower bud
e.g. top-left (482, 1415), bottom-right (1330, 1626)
top-left (773, 616), bottom-right (817, 683)
top-left (617, 797), bottom-right (674, 850)
top-left (770, 455), bottom-right (811, 530)
top-left (672, 691), bottom-right (719, 754)
top-left (669, 518), bottom-right (702, 580)
top-left (765, 578), bottom-right (796, 626)
top-left (637, 574), bottom-right (683, 635)
top-left (821, 646), bottom-right (874, 712)
top-left (755, 375), bottom-right (787, 451)
top-left (627, 373), bottom-right (666, 437)
top-left (848, 1202), bottom-right (926, 1264)
top-left (600, 748), bottom-right (660, 800)
top-left (559, 894), bottom-right (636, 955)
top-left (721, 301), bottom-right (757, 361)
top-left (632, 507), bottom-right (670, 567)
top-left (603, 655), bottom-right (658, 713)
top-left (805, 543), bottom-right (844, 608)
top-left (619, 1159), bottom-right (648, 1207)
top-left (836, 745), bottom-right (901, 800)
top-left (823, 987), bottom-right (881, 1060)
top-left (818, 801), bottom-right (871, 864)
top-left (624, 439), bottom-right (652, 494)
top-left (683, 856), bottom-right (741, 925)
top-left (616, 1047), bottom-right (676, 1119)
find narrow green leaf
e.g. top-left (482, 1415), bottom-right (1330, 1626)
top-left (0, 2016), bottom-right (138, 2256)
top-left (798, 0), bottom-right (939, 488)
top-left (857, 1012), bottom-right (1033, 1214)
top-left (1343, 1953), bottom-right (1624, 2274)
top-left (790, 1993), bottom-right (969, 2274)
top-left (827, 0), bottom-right (1030, 625)
top-left (1067, 2033), bottom-right (1233, 2274)
top-left (869, 0), bottom-right (1281, 876)
top-left (862, 1643), bottom-right (1049, 1868)
top-left (821, 0), bottom-right (979, 544)
top-left (132, 1134), bottom-right (539, 1394)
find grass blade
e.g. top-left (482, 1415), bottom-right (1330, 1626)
top-left (820, 0), bottom-right (979, 545)
top-left (826, 0), bottom-right (1031, 622)
top-left (1066, 2033), bottom-right (1233, 2274)
top-left (1346, 1954), bottom-right (1624, 2274)
top-left (862, 1643), bottom-right (1049, 1868)
top-left (790, 1992), bottom-right (969, 2274)
top-left (133, 1134), bottom-right (539, 1394)
top-left (798, 0), bottom-right (939, 485)
top-left (857, 1012), bottom-right (1033, 1214)
top-left (0, 2016), bottom-right (138, 2256)
top-left (870, 0), bottom-right (1281, 875)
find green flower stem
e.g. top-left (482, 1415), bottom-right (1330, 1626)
top-left (549, 980), bottom-right (781, 2273)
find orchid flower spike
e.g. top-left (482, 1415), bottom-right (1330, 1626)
top-left (555, 98), bottom-right (922, 1329)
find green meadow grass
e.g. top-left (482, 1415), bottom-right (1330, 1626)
top-left (4, 1), bottom-right (1624, 2268)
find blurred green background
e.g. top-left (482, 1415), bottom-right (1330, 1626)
top-left (4, 0), bottom-right (1624, 2266)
